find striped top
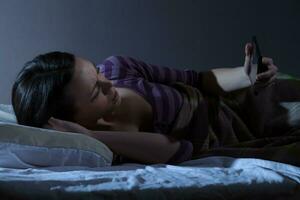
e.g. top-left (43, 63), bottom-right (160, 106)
top-left (97, 55), bottom-right (202, 163)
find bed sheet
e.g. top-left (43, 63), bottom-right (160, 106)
top-left (0, 156), bottom-right (300, 200)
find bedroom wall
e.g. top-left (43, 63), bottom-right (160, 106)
top-left (0, 0), bottom-right (299, 104)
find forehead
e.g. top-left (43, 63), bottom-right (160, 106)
top-left (75, 57), bottom-right (96, 74)
top-left (65, 57), bottom-right (97, 101)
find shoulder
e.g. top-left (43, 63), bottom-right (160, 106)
top-left (99, 55), bottom-right (137, 79)
top-left (101, 55), bottom-right (134, 67)
top-left (100, 55), bottom-right (138, 71)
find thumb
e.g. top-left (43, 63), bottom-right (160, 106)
top-left (243, 42), bottom-right (257, 85)
top-left (244, 43), bottom-right (253, 75)
top-left (245, 42), bottom-right (253, 56)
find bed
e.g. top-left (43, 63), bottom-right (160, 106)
top-left (1, 156), bottom-right (300, 199)
top-left (1, 74), bottom-right (300, 200)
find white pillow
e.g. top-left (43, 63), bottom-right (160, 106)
top-left (0, 104), bottom-right (16, 123)
top-left (0, 104), bottom-right (113, 168)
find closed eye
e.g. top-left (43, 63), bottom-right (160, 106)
top-left (90, 66), bottom-right (102, 102)
top-left (91, 81), bottom-right (102, 101)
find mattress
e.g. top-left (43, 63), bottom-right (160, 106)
top-left (1, 156), bottom-right (300, 199)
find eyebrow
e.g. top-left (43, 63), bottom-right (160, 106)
top-left (89, 63), bottom-right (100, 102)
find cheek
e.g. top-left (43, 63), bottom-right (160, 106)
top-left (94, 97), bottom-right (110, 114)
top-left (77, 99), bottom-right (108, 120)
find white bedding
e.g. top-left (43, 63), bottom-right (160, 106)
top-left (1, 156), bottom-right (300, 199)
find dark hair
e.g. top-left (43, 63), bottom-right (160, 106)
top-left (11, 51), bottom-right (76, 128)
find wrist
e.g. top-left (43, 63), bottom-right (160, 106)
top-left (211, 66), bottom-right (251, 92)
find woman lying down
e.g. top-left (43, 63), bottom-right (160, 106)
top-left (11, 43), bottom-right (300, 166)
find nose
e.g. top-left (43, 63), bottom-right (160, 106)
top-left (99, 79), bottom-right (113, 95)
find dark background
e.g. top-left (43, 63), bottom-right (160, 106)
top-left (1, 0), bottom-right (299, 104)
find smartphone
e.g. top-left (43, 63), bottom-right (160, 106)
top-left (252, 36), bottom-right (268, 74)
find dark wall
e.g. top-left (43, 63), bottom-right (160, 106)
top-left (1, 0), bottom-right (299, 104)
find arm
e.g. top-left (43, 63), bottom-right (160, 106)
top-left (101, 43), bottom-right (276, 97)
top-left (101, 55), bottom-right (250, 97)
top-left (45, 117), bottom-right (192, 164)
top-left (199, 66), bottom-right (251, 96)
top-left (89, 130), bottom-right (180, 164)
top-left (197, 43), bottom-right (278, 96)
top-left (100, 55), bottom-right (201, 88)
top-left (124, 54), bottom-right (252, 96)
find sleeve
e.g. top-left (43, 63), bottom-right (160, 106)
top-left (103, 55), bottom-right (203, 88)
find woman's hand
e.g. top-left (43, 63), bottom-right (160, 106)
top-left (244, 42), bottom-right (278, 85)
top-left (43, 117), bottom-right (92, 136)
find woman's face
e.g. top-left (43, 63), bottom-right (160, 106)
top-left (65, 56), bottom-right (120, 129)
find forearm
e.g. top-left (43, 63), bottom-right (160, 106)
top-left (89, 130), bottom-right (180, 164)
top-left (200, 66), bottom-right (251, 96)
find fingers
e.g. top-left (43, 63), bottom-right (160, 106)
top-left (48, 117), bottom-right (57, 127)
top-left (262, 57), bottom-right (274, 65)
top-left (42, 123), bottom-right (53, 130)
top-left (256, 74), bottom-right (276, 85)
top-left (46, 117), bottom-right (90, 135)
top-left (48, 117), bottom-right (65, 126)
top-left (48, 117), bottom-right (58, 124)
top-left (257, 56), bottom-right (278, 80)
top-left (47, 117), bottom-right (67, 132)
top-left (257, 63), bottom-right (278, 80)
